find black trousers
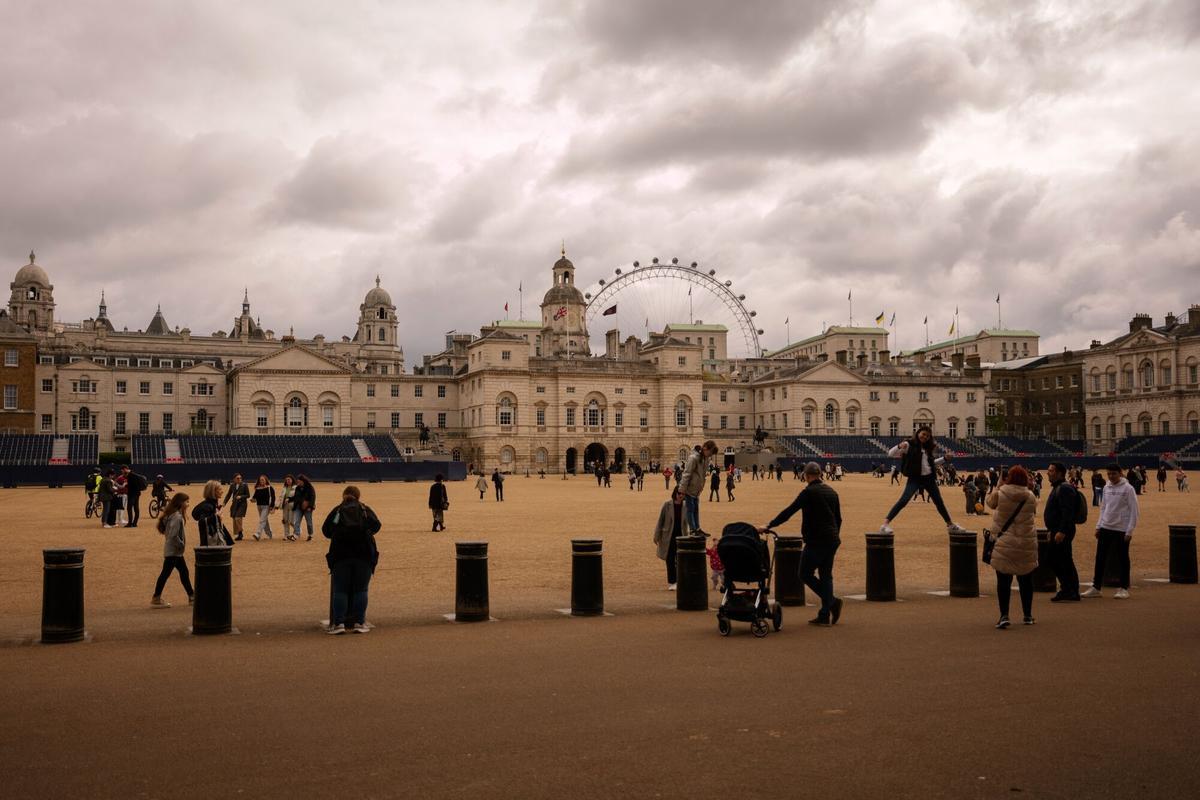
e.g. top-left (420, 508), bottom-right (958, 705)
top-left (996, 572), bottom-right (1034, 618)
top-left (494, 485), bottom-right (503, 501)
top-left (154, 556), bottom-right (193, 597)
top-left (1050, 532), bottom-right (1080, 596)
top-left (1093, 528), bottom-right (1131, 589)
top-left (800, 539), bottom-right (840, 616)
top-left (666, 534), bottom-right (678, 584)
top-left (127, 492), bottom-right (141, 526)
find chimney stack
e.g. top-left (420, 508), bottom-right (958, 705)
top-left (952, 352), bottom-right (964, 370)
top-left (605, 329), bottom-right (619, 359)
top-left (965, 354), bottom-right (981, 369)
top-left (1129, 313), bottom-right (1152, 333)
top-left (1189, 305), bottom-right (1200, 327)
top-left (914, 352), bottom-right (926, 367)
top-left (879, 349), bottom-right (891, 365)
top-left (835, 349), bottom-right (848, 365)
top-left (1165, 312), bottom-right (1177, 327)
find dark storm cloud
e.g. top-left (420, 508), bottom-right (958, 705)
top-left (557, 36), bottom-right (996, 174)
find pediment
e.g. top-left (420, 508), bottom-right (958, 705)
top-left (232, 344), bottom-right (352, 374)
top-left (1115, 329), bottom-right (1170, 351)
top-left (794, 361), bottom-right (870, 384)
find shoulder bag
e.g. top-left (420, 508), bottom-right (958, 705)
top-left (982, 497), bottom-right (1027, 565)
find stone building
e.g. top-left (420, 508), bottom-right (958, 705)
top-left (1083, 309), bottom-right (1200, 452)
top-left (0, 310), bottom-right (37, 432)
top-left (903, 328), bottom-right (1040, 364)
top-left (986, 351), bottom-right (1086, 442)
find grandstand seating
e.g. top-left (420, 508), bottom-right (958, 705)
top-left (362, 435), bottom-right (403, 461)
top-left (804, 436), bottom-right (887, 456)
top-left (986, 437), bottom-right (1076, 456)
top-left (1116, 434), bottom-right (1200, 456)
top-left (66, 435), bottom-right (98, 465)
top-left (0, 434), bottom-right (54, 465)
top-left (175, 434), bottom-right (363, 463)
top-left (133, 435), bottom-right (167, 464)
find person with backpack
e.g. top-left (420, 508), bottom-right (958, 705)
top-left (1044, 461), bottom-right (1082, 602)
top-left (984, 465), bottom-right (1038, 628)
top-left (292, 475), bottom-right (317, 540)
top-left (191, 480), bottom-right (230, 547)
top-left (151, 492), bottom-right (194, 608)
top-left (428, 473), bottom-right (449, 531)
top-left (322, 485), bottom-right (382, 635)
top-left (121, 465), bottom-right (148, 528)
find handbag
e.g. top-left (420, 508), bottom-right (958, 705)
top-left (983, 497), bottom-right (1027, 565)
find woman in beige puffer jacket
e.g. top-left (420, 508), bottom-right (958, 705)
top-left (985, 465), bottom-right (1038, 628)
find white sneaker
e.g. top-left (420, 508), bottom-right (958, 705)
top-left (326, 624), bottom-right (346, 635)
top-left (252, 534), bottom-right (261, 541)
top-left (667, 584), bottom-right (677, 591)
top-left (1114, 588), bottom-right (1129, 599)
top-left (879, 523), bottom-right (895, 535)
top-left (1080, 586), bottom-right (1102, 598)
top-left (352, 623), bottom-right (370, 634)
top-left (103, 524), bottom-right (114, 529)
top-left (946, 523), bottom-right (969, 534)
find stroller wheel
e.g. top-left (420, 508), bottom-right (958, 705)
top-left (772, 603), bottom-right (783, 632)
top-left (718, 616), bottom-right (731, 637)
top-left (751, 618), bottom-right (769, 638)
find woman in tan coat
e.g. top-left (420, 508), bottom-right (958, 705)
top-left (985, 465), bottom-right (1039, 628)
top-left (652, 487), bottom-right (692, 590)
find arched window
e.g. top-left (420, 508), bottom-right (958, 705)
top-left (535, 448), bottom-right (548, 464)
top-left (497, 396), bottom-right (514, 426)
top-left (27, 310), bottom-right (37, 328)
top-left (1160, 359), bottom-right (1172, 387)
top-left (377, 308), bottom-right (387, 320)
top-left (639, 448), bottom-right (650, 462)
top-left (824, 403), bottom-right (836, 430)
top-left (500, 446), bottom-right (515, 464)
top-left (586, 399), bottom-right (603, 427)
top-left (378, 327), bottom-right (386, 342)
top-left (675, 399), bottom-right (690, 428)
top-left (1141, 361), bottom-right (1153, 388)
top-left (287, 397), bottom-right (305, 427)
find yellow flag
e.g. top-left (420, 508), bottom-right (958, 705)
top-left (874, 310), bottom-right (885, 325)
top-left (948, 320), bottom-right (955, 335)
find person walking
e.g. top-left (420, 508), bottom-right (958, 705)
top-left (251, 475), bottom-right (276, 541)
top-left (428, 473), bottom-right (449, 531)
top-left (122, 465), bottom-right (147, 528)
top-left (292, 475), bottom-right (317, 540)
top-left (751, 464), bottom-right (759, 481)
top-left (1090, 469), bottom-right (1105, 506)
top-left (653, 487), bottom-right (691, 590)
top-left (151, 492), bottom-right (195, 608)
top-left (1082, 464), bottom-right (1139, 599)
top-left (98, 469), bottom-right (117, 528)
top-left (475, 472), bottom-right (488, 500)
top-left (985, 465), bottom-right (1039, 628)
top-left (279, 475), bottom-right (296, 540)
top-left (191, 480), bottom-right (228, 547)
top-left (679, 441), bottom-right (718, 535)
top-left (492, 468), bottom-right (505, 501)
top-left (1126, 465), bottom-right (1144, 496)
top-left (1044, 462), bottom-right (1081, 602)
top-left (1176, 467), bottom-right (1189, 492)
top-left (963, 479), bottom-right (979, 516)
top-left (879, 426), bottom-right (969, 535)
top-left (725, 469), bottom-right (735, 502)
top-left (708, 468), bottom-right (721, 502)
top-left (662, 465), bottom-right (672, 490)
top-left (759, 461), bottom-right (843, 627)
top-left (322, 485), bottom-right (382, 635)
top-left (227, 474), bottom-right (250, 541)
top-left (889, 464), bottom-right (900, 485)
top-left (1156, 465), bottom-right (1168, 492)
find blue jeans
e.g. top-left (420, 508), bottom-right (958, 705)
top-left (886, 475), bottom-right (952, 524)
top-left (801, 539), bottom-right (840, 617)
top-left (293, 508), bottom-right (314, 537)
top-left (330, 558), bottom-right (372, 627)
top-left (684, 494), bottom-right (701, 532)
top-left (1092, 487), bottom-right (1102, 507)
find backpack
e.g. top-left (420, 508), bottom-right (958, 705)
top-left (1074, 486), bottom-right (1088, 525)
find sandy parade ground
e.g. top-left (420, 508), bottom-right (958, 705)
top-left (1, 473), bottom-right (1198, 798)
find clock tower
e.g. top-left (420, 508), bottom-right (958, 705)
top-left (539, 247), bottom-right (590, 357)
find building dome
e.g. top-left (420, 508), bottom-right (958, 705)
top-left (14, 259), bottom-right (49, 286)
top-left (554, 255), bottom-right (574, 271)
top-left (365, 276), bottom-right (392, 307)
top-left (542, 283), bottom-right (585, 306)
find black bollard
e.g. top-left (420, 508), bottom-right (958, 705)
top-left (948, 531), bottom-right (979, 598)
top-left (570, 539), bottom-right (604, 616)
top-left (455, 541), bottom-right (490, 621)
top-left (192, 545), bottom-right (233, 635)
top-left (773, 537), bottom-right (806, 606)
top-left (1033, 530), bottom-right (1057, 592)
top-left (1169, 524), bottom-right (1198, 584)
top-left (41, 548), bottom-right (86, 644)
top-left (865, 532), bottom-right (896, 602)
top-left (675, 535), bottom-right (708, 610)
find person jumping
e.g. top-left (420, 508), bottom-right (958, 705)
top-left (880, 425), bottom-right (968, 535)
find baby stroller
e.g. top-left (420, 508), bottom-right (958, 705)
top-left (716, 522), bottom-right (783, 638)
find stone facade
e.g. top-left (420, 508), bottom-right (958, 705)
top-left (0, 310), bottom-right (37, 431)
top-left (904, 328), bottom-right (1040, 364)
top-left (986, 352), bottom-right (1086, 441)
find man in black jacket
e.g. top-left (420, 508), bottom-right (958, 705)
top-left (322, 486), bottom-right (382, 634)
top-left (121, 465), bottom-right (148, 528)
top-left (759, 462), bottom-right (844, 627)
top-left (1045, 461), bottom-right (1081, 601)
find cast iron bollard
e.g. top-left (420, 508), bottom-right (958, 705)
top-left (773, 536), bottom-right (806, 606)
top-left (1169, 524), bottom-right (1198, 584)
top-left (1033, 529), bottom-right (1058, 592)
top-left (865, 532), bottom-right (896, 602)
top-left (455, 541), bottom-right (490, 621)
top-left (192, 545), bottom-right (233, 635)
top-left (675, 535), bottom-right (708, 610)
top-left (570, 539), bottom-right (604, 616)
top-left (41, 548), bottom-right (86, 643)
top-left (948, 531), bottom-right (979, 598)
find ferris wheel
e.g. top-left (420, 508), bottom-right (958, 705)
top-left (584, 257), bottom-right (764, 358)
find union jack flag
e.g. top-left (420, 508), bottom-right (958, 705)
top-left (553, 306), bottom-right (567, 320)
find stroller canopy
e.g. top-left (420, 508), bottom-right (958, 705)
top-left (717, 523), bottom-right (769, 582)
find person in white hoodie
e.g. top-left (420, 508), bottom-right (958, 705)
top-left (1082, 464), bottom-right (1140, 599)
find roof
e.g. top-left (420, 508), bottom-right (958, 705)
top-left (0, 310), bottom-right (34, 339)
top-left (904, 328), bottom-right (1040, 356)
top-left (769, 326), bottom-right (889, 354)
top-left (490, 319), bottom-right (543, 329)
top-left (663, 323), bottom-right (728, 332)
top-left (988, 355), bottom-right (1048, 371)
top-left (145, 307), bottom-right (172, 336)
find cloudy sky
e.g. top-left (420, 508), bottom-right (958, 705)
top-left (3, 0), bottom-right (1198, 359)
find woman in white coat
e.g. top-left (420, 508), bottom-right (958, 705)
top-left (985, 465), bottom-right (1039, 628)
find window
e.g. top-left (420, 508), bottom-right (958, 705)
top-left (367, 412), bottom-right (376, 428)
top-left (948, 391), bottom-right (957, 402)
top-left (614, 387), bottom-right (624, 395)
top-left (1162, 420), bottom-right (1170, 434)
top-left (966, 419), bottom-right (976, 437)
top-left (71, 379), bottom-right (96, 394)
top-left (739, 415), bottom-right (746, 430)
top-left (966, 392), bottom-right (976, 403)
top-left (889, 420), bottom-right (899, 436)
top-left (702, 415), bottom-right (709, 429)
top-left (391, 412), bottom-right (400, 428)
top-left (585, 400), bottom-right (602, 427)
top-left (138, 412), bottom-right (150, 434)
top-left (614, 409), bottom-right (624, 427)
top-left (41, 378), bottom-right (52, 393)
top-left (39, 355), bottom-right (54, 365)
top-left (720, 415), bottom-right (728, 429)
top-left (1094, 423), bottom-right (1102, 440)
top-left (565, 407), bottom-right (576, 426)
top-left (137, 358), bottom-right (151, 368)
top-left (566, 386), bottom-right (575, 394)
top-left (4, 349), bottom-right (17, 366)
top-left (501, 350), bottom-right (512, 361)
top-left (1107, 372), bottom-right (1116, 390)
top-left (870, 420), bottom-right (880, 436)
top-left (3, 385), bottom-right (16, 409)
top-left (287, 397), bottom-right (304, 427)
top-left (1162, 365), bottom-right (1172, 386)
top-left (738, 391), bottom-right (745, 402)
top-left (804, 410), bottom-right (812, 429)
top-left (1189, 365), bottom-right (1199, 384)
top-left (499, 397), bottom-right (515, 426)
top-left (256, 407), bottom-right (268, 428)
top-left (390, 384), bottom-right (400, 398)
top-left (159, 359), bottom-right (173, 369)
top-left (41, 414), bottom-right (52, 431)
top-left (824, 404), bottom-right (836, 429)
top-left (536, 407), bottom-right (546, 426)
top-left (536, 386), bottom-right (546, 393)
top-left (113, 412), bottom-right (126, 434)
top-left (1124, 421), bottom-right (1132, 436)
top-left (640, 409), bottom-right (649, 428)
top-left (162, 413), bottom-right (173, 434)
top-left (139, 381), bottom-right (150, 395)
top-left (770, 388), bottom-right (776, 400)
top-left (640, 388), bottom-right (649, 396)
top-left (190, 381), bottom-right (214, 396)
top-left (702, 389), bottom-right (709, 402)
top-left (675, 400), bottom-right (689, 428)
top-left (366, 384), bottom-right (376, 398)
top-left (414, 385), bottom-right (423, 398)
top-left (116, 380), bottom-right (126, 395)
top-left (1042, 377), bottom-right (1050, 390)
top-left (675, 356), bottom-right (687, 367)
top-left (1141, 363), bottom-right (1153, 387)
top-left (323, 406), bottom-right (334, 428)
top-left (162, 382), bottom-right (173, 396)
top-left (869, 391), bottom-right (880, 401)
top-left (888, 391), bottom-right (899, 402)
top-left (437, 412), bottom-right (446, 428)
top-left (948, 420), bottom-right (958, 438)
top-left (181, 360), bottom-right (194, 368)
top-left (918, 391), bottom-right (928, 402)
top-left (437, 385), bottom-right (446, 398)
top-left (379, 365), bottom-right (388, 376)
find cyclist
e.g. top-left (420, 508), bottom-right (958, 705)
top-left (85, 467), bottom-right (101, 497)
top-left (151, 474), bottom-right (173, 507)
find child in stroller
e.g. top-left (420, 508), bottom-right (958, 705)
top-left (715, 522), bottom-right (783, 637)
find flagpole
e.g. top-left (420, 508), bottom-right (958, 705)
top-left (519, 282), bottom-right (524, 321)
top-left (997, 294), bottom-right (1002, 329)
top-left (786, 319), bottom-right (791, 345)
top-left (848, 291), bottom-right (853, 327)
top-left (924, 317), bottom-right (929, 346)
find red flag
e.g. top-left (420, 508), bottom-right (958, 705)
top-left (504, 302), bottom-right (508, 312)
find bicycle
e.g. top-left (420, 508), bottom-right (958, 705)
top-left (84, 494), bottom-right (96, 519)
top-left (148, 495), bottom-right (167, 519)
